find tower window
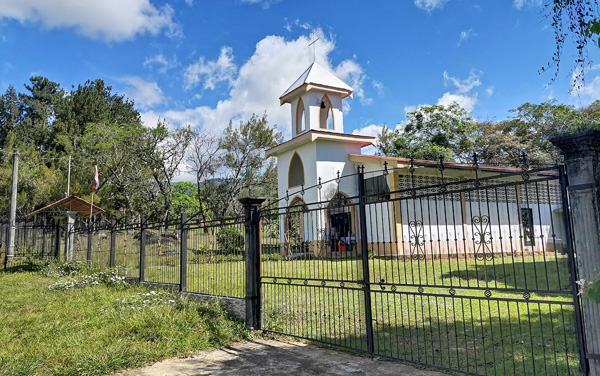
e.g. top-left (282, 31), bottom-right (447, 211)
top-left (319, 95), bottom-right (334, 130)
top-left (288, 153), bottom-right (305, 188)
top-left (296, 98), bottom-right (306, 134)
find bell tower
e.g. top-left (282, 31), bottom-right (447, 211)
top-left (279, 62), bottom-right (353, 138)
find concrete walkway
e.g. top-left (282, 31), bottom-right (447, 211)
top-left (114, 339), bottom-right (448, 376)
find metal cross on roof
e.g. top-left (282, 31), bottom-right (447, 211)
top-left (308, 30), bottom-right (320, 62)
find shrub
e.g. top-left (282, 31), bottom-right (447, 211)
top-left (216, 226), bottom-right (244, 254)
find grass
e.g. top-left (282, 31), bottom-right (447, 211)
top-left (75, 249), bottom-right (582, 375)
top-left (260, 254), bottom-right (582, 376)
top-left (3, 231), bottom-right (583, 375)
top-left (0, 263), bottom-right (249, 376)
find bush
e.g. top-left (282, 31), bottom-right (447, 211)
top-left (216, 226), bottom-right (244, 254)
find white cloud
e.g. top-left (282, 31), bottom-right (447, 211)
top-left (241, 0), bottom-right (282, 9)
top-left (184, 0), bottom-right (194, 6)
top-left (184, 47), bottom-right (237, 91)
top-left (142, 30), bottom-right (367, 140)
top-left (353, 124), bottom-right (384, 138)
top-left (0, 0), bottom-right (178, 42)
top-left (123, 77), bottom-right (164, 110)
top-left (458, 29), bottom-right (477, 46)
top-left (144, 54), bottom-right (178, 74)
top-left (283, 18), bottom-right (312, 32)
top-left (513, 0), bottom-right (542, 10)
top-left (571, 65), bottom-right (600, 103)
top-left (443, 70), bottom-right (481, 93)
top-left (372, 80), bottom-right (384, 97)
top-left (486, 86), bottom-right (494, 96)
top-left (335, 60), bottom-right (371, 105)
top-left (437, 92), bottom-right (477, 113)
top-left (406, 70), bottom-right (483, 113)
top-left (414, 0), bottom-right (448, 12)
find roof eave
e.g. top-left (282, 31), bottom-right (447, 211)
top-left (279, 83), bottom-right (353, 106)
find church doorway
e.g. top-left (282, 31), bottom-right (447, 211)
top-left (327, 193), bottom-right (356, 253)
top-left (283, 197), bottom-right (309, 259)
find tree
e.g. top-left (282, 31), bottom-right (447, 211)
top-left (209, 114), bottom-right (282, 219)
top-left (476, 100), bottom-right (600, 167)
top-left (0, 86), bottom-right (22, 149)
top-left (171, 181), bottom-right (210, 221)
top-left (377, 103), bottom-right (478, 162)
top-left (543, 0), bottom-right (600, 86)
top-left (137, 121), bottom-right (193, 224)
top-left (186, 130), bottom-right (221, 223)
top-left (75, 121), bottom-right (152, 218)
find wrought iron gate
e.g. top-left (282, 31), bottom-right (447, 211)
top-left (260, 161), bottom-right (587, 375)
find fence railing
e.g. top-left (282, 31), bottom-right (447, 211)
top-left (0, 159), bottom-right (589, 376)
top-left (2, 213), bottom-right (248, 301)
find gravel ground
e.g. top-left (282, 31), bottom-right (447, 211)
top-left (114, 338), bottom-right (448, 376)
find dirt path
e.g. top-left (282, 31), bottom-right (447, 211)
top-left (114, 339), bottom-right (448, 376)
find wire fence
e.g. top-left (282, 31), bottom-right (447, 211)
top-left (1, 214), bottom-right (247, 300)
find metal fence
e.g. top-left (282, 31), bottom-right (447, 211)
top-left (1, 218), bottom-right (59, 271)
top-left (1, 214), bottom-right (247, 301)
top-left (1, 160), bottom-right (589, 376)
top-left (260, 161), bottom-right (586, 376)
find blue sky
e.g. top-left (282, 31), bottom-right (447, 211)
top-left (1, 0), bottom-right (599, 143)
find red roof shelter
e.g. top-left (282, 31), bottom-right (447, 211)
top-left (26, 194), bottom-right (105, 219)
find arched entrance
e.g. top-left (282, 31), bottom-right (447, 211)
top-left (326, 192), bottom-right (356, 254)
top-left (283, 197), bottom-right (309, 260)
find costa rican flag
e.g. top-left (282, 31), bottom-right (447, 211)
top-left (93, 165), bottom-right (99, 190)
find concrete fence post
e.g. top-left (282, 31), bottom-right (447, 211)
top-left (180, 213), bottom-right (188, 293)
top-left (239, 197), bottom-right (266, 330)
top-left (53, 218), bottom-right (61, 260)
top-left (139, 218), bottom-right (146, 283)
top-left (552, 130), bottom-right (600, 375)
top-left (87, 224), bottom-right (93, 265)
top-left (109, 219), bottom-right (116, 268)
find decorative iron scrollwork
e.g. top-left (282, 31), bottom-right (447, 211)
top-left (484, 289), bottom-right (492, 298)
top-left (303, 279), bottom-right (308, 285)
top-left (418, 286), bottom-right (424, 293)
top-left (449, 288), bottom-right (456, 296)
top-left (321, 280), bottom-right (326, 287)
top-left (472, 215), bottom-right (493, 261)
top-left (409, 220), bottom-right (426, 260)
top-left (391, 285), bottom-right (397, 292)
top-left (287, 278), bottom-right (292, 284)
top-left (523, 291), bottom-right (531, 300)
top-left (340, 282), bottom-right (345, 288)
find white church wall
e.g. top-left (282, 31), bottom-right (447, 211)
top-left (315, 140), bottom-right (362, 201)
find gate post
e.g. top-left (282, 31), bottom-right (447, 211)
top-left (552, 130), bottom-right (600, 375)
top-left (53, 218), bottom-right (61, 260)
top-left (180, 213), bottom-right (188, 293)
top-left (357, 165), bottom-right (375, 356)
top-left (139, 218), bottom-right (146, 283)
top-left (239, 197), bottom-right (266, 330)
top-left (109, 219), bottom-right (116, 268)
top-left (87, 224), bottom-right (93, 265)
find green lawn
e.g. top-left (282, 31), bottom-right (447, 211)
top-left (82, 250), bottom-right (583, 375)
top-left (4, 232), bottom-right (582, 376)
top-left (0, 265), bottom-right (249, 376)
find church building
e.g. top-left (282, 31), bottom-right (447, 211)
top-left (265, 63), bottom-right (566, 260)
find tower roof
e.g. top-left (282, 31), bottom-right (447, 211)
top-left (280, 62), bottom-right (353, 105)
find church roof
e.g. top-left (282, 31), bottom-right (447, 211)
top-left (265, 130), bottom-right (376, 158)
top-left (280, 62), bottom-right (353, 104)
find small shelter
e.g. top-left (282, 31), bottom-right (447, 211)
top-left (27, 195), bottom-right (105, 260)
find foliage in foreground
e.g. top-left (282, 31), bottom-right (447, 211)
top-left (378, 100), bottom-right (600, 167)
top-left (0, 263), bottom-right (249, 376)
